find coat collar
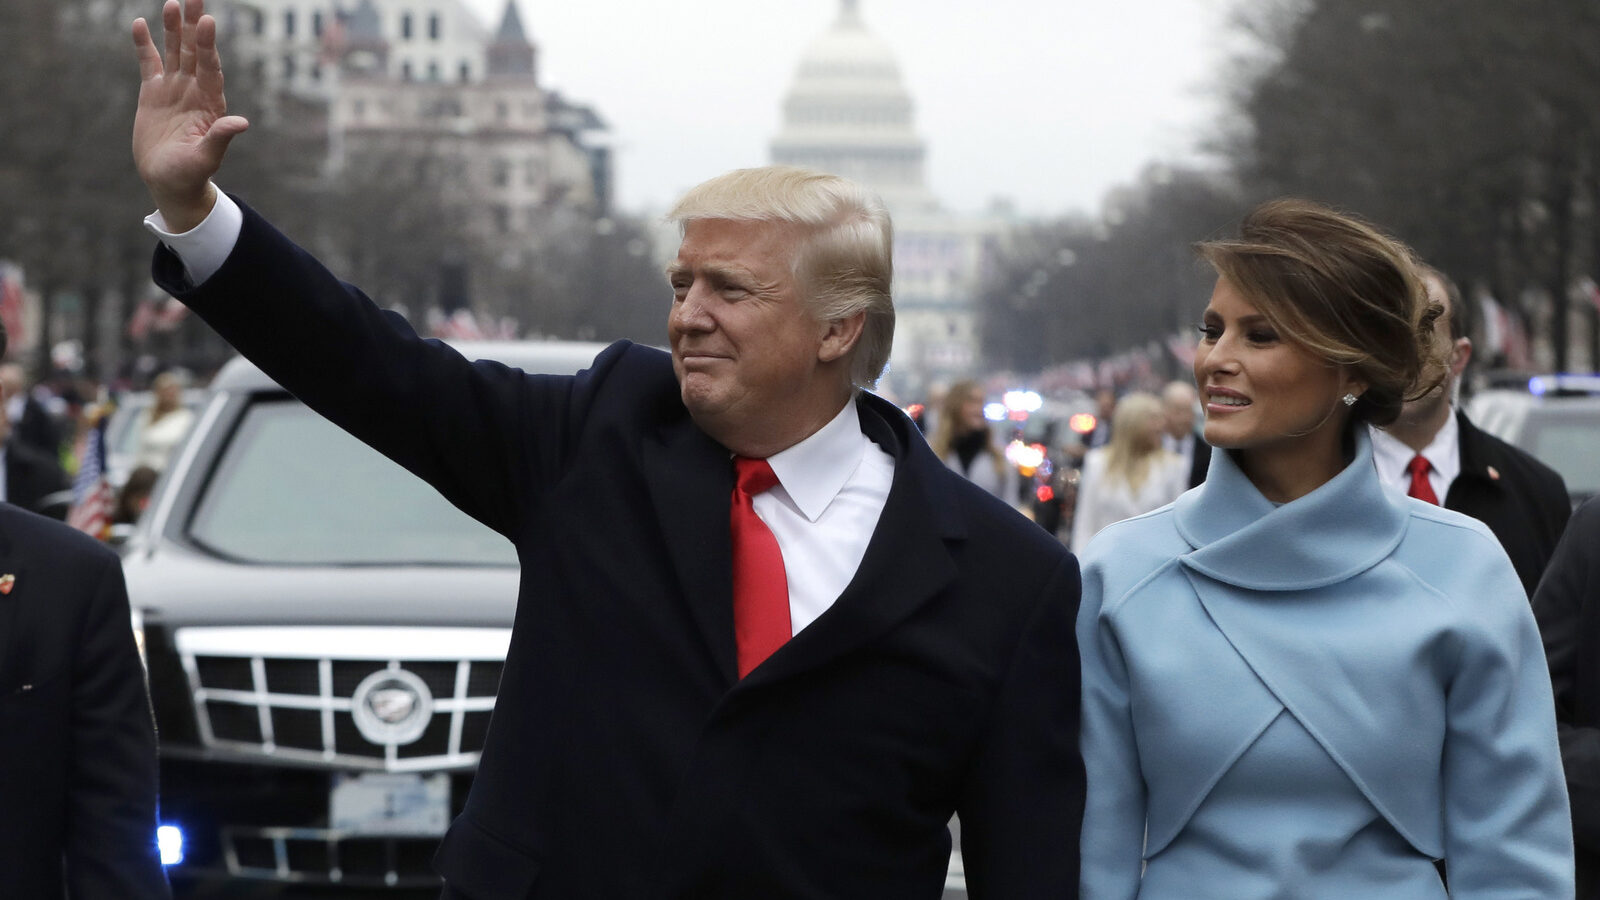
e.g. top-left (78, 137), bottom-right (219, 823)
top-left (1173, 429), bottom-right (1408, 590)
top-left (0, 514), bottom-right (24, 687)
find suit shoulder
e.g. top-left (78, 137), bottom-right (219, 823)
top-left (1462, 415), bottom-right (1567, 494)
top-left (0, 505), bottom-right (119, 568)
top-left (1077, 507), bottom-right (1186, 610)
top-left (1555, 496), bottom-right (1600, 552)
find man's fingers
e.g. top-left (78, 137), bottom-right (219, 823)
top-left (133, 18), bottom-right (165, 82)
top-left (195, 14), bottom-right (221, 76)
top-left (178, 0), bottom-right (202, 76)
top-left (161, 0), bottom-right (181, 71)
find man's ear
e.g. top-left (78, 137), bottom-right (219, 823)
top-left (1450, 337), bottom-right (1473, 379)
top-left (819, 311), bottom-right (866, 364)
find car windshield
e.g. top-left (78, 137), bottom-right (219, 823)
top-left (187, 398), bottom-right (516, 566)
top-left (1524, 410), bottom-right (1600, 499)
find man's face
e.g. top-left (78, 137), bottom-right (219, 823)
top-left (0, 364), bottom-right (22, 400)
top-left (666, 219), bottom-right (843, 445)
top-left (1163, 391), bottom-right (1195, 438)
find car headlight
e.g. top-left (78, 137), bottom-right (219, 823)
top-left (157, 824), bottom-right (184, 865)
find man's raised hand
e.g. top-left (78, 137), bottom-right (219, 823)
top-left (132, 0), bottom-right (249, 233)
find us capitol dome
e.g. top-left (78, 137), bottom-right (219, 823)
top-left (770, 0), bottom-right (938, 215)
top-left (770, 1), bottom-right (1006, 398)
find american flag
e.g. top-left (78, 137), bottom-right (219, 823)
top-left (67, 407), bottom-right (114, 540)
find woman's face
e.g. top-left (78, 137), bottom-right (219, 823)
top-left (154, 376), bottom-right (182, 409)
top-left (959, 389), bottom-right (987, 432)
top-left (1192, 277), bottom-right (1359, 459)
top-left (1139, 409), bottom-right (1167, 449)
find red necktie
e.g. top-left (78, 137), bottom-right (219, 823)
top-left (1407, 454), bottom-right (1439, 505)
top-left (731, 457), bottom-right (791, 678)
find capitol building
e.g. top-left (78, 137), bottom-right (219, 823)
top-left (771, 0), bottom-right (1006, 399)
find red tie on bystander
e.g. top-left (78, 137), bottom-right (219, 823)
top-left (1406, 454), bottom-right (1439, 505)
top-left (730, 457), bottom-right (792, 678)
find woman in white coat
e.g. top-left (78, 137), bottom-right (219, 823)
top-left (1070, 391), bottom-right (1185, 550)
top-left (929, 380), bottom-right (1017, 504)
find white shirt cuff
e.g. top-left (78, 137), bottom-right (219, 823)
top-left (142, 186), bottom-right (243, 287)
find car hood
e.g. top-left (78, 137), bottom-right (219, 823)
top-left (121, 542), bottom-right (520, 628)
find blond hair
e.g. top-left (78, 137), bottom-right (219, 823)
top-left (1102, 392), bottom-right (1169, 494)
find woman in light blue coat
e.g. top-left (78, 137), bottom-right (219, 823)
top-left (1077, 199), bottom-right (1573, 898)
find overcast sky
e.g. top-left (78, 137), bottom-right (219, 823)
top-left (459, 0), bottom-right (1240, 218)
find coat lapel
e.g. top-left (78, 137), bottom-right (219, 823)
top-left (1447, 410), bottom-right (1505, 502)
top-left (739, 396), bottom-right (959, 691)
top-left (641, 415), bottom-right (739, 685)
top-left (0, 520), bottom-right (22, 690)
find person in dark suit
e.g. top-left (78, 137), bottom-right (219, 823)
top-left (1, 386), bottom-right (70, 518)
top-left (1370, 263), bottom-right (1569, 596)
top-left (1532, 495), bottom-right (1600, 898)
top-left (131, 4), bottom-right (1084, 897)
top-left (0, 362), bottom-right (63, 459)
top-left (1159, 380), bottom-right (1210, 489)
top-left (0, 323), bottom-right (170, 898)
top-left (3, 423), bottom-right (69, 518)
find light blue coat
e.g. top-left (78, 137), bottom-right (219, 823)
top-left (1078, 432), bottom-right (1573, 899)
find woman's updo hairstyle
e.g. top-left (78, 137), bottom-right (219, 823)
top-left (1194, 199), bottom-right (1444, 427)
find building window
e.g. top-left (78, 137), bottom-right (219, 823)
top-left (401, 13), bottom-right (413, 39)
top-left (426, 60), bottom-right (439, 81)
top-left (401, 60), bottom-right (413, 81)
top-left (429, 13), bottom-right (441, 40)
top-left (352, 99), bottom-right (367, 120)
top-left (493, 206), bottom-right (511, 234)
top-left (311, 62), bottom-right (322, 81)
top-left (313, 11), bottom-right (323, 37)
top-left (491, 160), bottom-right (510, 187)
top-left (459, 61), bottom-right (471, 83)
top-left (283, 9), bottom-right (295, 37)
top-left (252, 9), bottom-right (264, 35)
top-left (283, 54), bottom-right (296, 79)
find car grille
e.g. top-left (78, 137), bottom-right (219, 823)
top-left (174, 627), bottom-right (511, 771)
top-left (223, 825), bottom-right (441, 887)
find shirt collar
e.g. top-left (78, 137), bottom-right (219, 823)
top-left (1369, 411), bottom-right (1460, 486)
top-left (765, 401), bottom-right (868, 523)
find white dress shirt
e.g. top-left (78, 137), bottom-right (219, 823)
top-left (146, 188), bottom-right (896, 637)
top-left (142, 185), bottom-right (243, 285)
top-left (762, 402), bottom-right (895, 634)
top-left (1370, 413), bottom-right (1461, 503)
